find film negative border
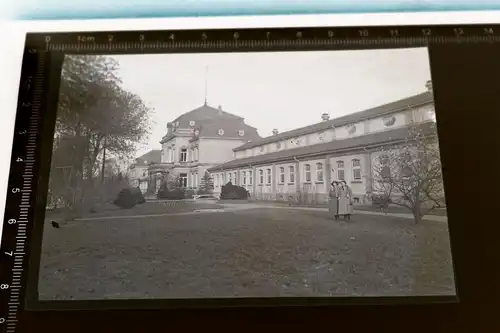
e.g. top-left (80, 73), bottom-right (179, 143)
top-left (24, 24), bottom-right (500, 54)
top-left (0, 23), bottom-right (495, 318)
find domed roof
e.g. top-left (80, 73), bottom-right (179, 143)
top-left (162, 103), bottom-right (261, 143)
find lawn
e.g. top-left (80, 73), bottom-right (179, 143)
top-left (38, 206), bottom-right (456, 300)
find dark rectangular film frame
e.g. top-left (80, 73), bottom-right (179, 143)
top-left (1, 24), bottom-right (499, 333)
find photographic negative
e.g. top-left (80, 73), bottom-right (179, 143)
top-left (39, 46), bottom-right (455, 301)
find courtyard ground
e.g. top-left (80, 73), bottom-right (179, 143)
top-left (38, 202), bottom-right (456, 300)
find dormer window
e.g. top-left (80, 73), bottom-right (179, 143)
top-left (218, 129), bottom-right (224, 136)
top-left (189, 120), bottom-right (196, 127)
top-left (346, 125), bottom-right (357, 135)
top-left (383, 116), bottom-right (396, 127)
top-left (238, 130), bottom-right (245, 136)
top-left (175, 121), bottom-right (180, 127)
top-left (318, 132), bottom-right (325, 141)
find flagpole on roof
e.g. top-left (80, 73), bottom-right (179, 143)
top-left (204, 65), bottom-right (209, 105)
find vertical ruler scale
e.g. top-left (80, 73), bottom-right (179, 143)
top-left (0, 50), bottom-right (45, 333)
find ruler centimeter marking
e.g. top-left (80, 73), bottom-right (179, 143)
top-left (1, 52), bottom-right (44, 333)
top-left (37, 35), bottom-right (500, 53)
top-left (22, 25), bottom-right (500, 53)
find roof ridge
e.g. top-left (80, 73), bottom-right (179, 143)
top-left (172, 103), bottom-right (244, 122)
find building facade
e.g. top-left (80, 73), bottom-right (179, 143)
top-left (127, 150), bottom-right (162, 193)
top-left (207, 87), bottom-right (437, 205)
top-left (130, 102), bottom-right (261, 195)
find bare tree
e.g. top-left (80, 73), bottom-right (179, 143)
top-left (369, 123), bottom-right (445, 223)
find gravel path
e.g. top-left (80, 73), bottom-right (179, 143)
top-left (38, 207), bottom-right (455, 300)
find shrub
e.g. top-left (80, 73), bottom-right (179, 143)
top-left (114, 188), bottom-right (137, 209)
top-left (220, 182), bottom-right (249, 200)
top-left (184, 188), bottom-right (196, 199)
top-left (157, 183), bottom-right (185, 200)
top-left (371, 193), bottom-right (392, 208)
top-left (131, 187), bottom-right (146, 204)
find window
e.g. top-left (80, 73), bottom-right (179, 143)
top-left (337, 161), bottom-right (345, 181)
top-left (248, 171), bottom-right (253, 185)
top-left (379, 155), bottom-right (391, 179)
top-left (401, 152), bottom-right (413, 178)
top-left (316, 163), bottom-right (324, 182)
top-left (180, 173), bottom-right (188, 187)
top-left (221, 173), bottom-right (225, 184)
top-left (228, 173), bottom-right (232, 184)
top-left (279, 167), bottom-right (285, 183)
top-left (352, 159), bottom-right (361, 180)
top-left (195, 172), bottom-right (199, 187)
top-left (304, 164), bottom-right (311, 182)
top-left (242, 171), bottom-right (247, 185)
top-left (259, 169), bottom-right (264, 184)
top-left (289, 166), bottom-right (295, 183)
top-left (266, 168), bottom-right (272, 184)
top-left (234, 172), bottom-right (237, 185)
top-left (216, 174), bottom-right (220, 187)
top-left (180, 148), bottom-right (187, 162)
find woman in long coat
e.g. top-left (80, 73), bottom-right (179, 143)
top-left (328, 181), bottom-right (340, 220)
top-left (338, 181), bottom-right (354, 220)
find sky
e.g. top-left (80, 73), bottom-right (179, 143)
top-left (111, 47), bottom-right (432, 158)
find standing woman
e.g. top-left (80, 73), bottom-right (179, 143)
top-left (341, 180), bottom-right (354, 220)
top-left (328, 181), bottom-right (340, 220)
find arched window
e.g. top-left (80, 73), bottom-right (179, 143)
top-left (279, 167), bottom-right (285, 184)
top-left (337, 161), bottom-right (345, 181)
top-left (304, 164), bottom-right (311, 182)
top-left (266, 168), bottom-right (272, 184)
top-left (289, 166), bottom-right (295, 183)
top-left (259, 169), bottom-right (264, 184)
top-left (352, 159), bottom-right (361, 180)
top-left (316, 163), bottom-right (324, 182)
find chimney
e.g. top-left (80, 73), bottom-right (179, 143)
top-left (272, 129), bottom-right (279, 136)
top-left (321, 113), bottom-right (330, 121)
top-left (425, 80), bottom-right (433, 92)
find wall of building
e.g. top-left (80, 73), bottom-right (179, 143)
top-left (330, 153), bottom-right (370, 200)
top-left (208, 151), bottom-right (375, 204)
top-left (199, 138), bottom-right (247, 164)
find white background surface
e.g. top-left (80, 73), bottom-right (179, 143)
top-left (0, 11), bottom-right (499, 241)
